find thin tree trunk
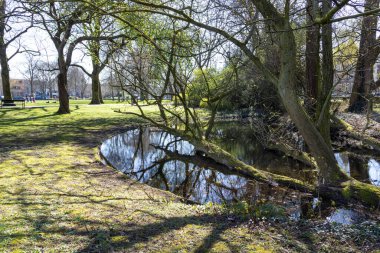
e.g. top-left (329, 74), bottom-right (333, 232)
top-left (99, 80), bottom-right (103, 103)
top-left (30, 79), bottom-right (34, 95)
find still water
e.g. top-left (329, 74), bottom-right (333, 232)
top-left (100, 123), bottom-right (379, 221)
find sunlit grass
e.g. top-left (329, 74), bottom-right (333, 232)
top-left (0, 103), bottom-right (376, 252)
top-left (0, 103), bottom-right (282, 252)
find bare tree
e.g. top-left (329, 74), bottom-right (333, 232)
top-left (25, 1), bottom-right (95, 113)
top-left (67, 67), bottom-right (87, 98)
top-left (71, 12), bottom-right (127, 104)
top-left (35, 60), bottom-right (57, 99)
top-left (0, 0), bottom-right (32, 103)
top-left (22, 53), bottom-right (38, 96)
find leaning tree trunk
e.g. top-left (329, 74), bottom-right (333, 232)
top-left (276, 19), bottom-right (348, 185)
top-left (251, 2), bottom-right (379, 207)
top-left (348, 0), bottom-right (379, 113)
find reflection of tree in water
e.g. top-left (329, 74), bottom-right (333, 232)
top-left (349, 156), bottom-right (370, 184)
top-left (101, 127), bottom-right (315, 204)
top-left (335, 152), bottom-right (379, 185)
top-left (211, 123), bottom-right (314, 183)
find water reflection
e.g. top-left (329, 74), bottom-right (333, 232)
top-left (327, 208), bottom-right (364, 225)
top-left (100, 124), bottom-right (380, 216)
top-left (100, 126), bottom-right (311, 207)
top-left (335, 153), bottom-right (380, 186)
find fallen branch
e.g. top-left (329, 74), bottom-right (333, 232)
top-left (266, 142), bottom-right (315, 167)
top-left (332, 116), bottom-right (380, 151)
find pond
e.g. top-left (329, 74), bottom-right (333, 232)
top-left (100, 122), bottom-right (380, 221)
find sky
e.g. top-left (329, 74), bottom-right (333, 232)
top-left (7, 26), bottom-right (92, 80)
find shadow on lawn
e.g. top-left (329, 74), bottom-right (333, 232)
top-left (0, 160), bottom-right (325, 252)
top-left (0, 183), bottom-right (327, 252)
top-left (0, 181), bottom-right (248, 252)
top-left (78, 213), bottom-right (241, 253)
top-left (4, 203), bottom-right (243, 252)
top-left (0, 106), bottom-right (80, 125)
top-left (0, 115), bottom-right (145, 151)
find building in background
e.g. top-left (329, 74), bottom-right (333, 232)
top-left (0, 78), bottom-right (54, 99)
top-left (0, 79), bottom-right (29, 99)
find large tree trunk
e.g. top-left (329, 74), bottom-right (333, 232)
top-left (0, 46), bottom-right (11, 100)
top-left (305, 0), bottom-right (320, 114)
top-left (57, 71), bottom-right (70, 114)
top-left (251, 1), bottom-right (379, 207)
top-left (56, 51), bottom-right (70, 114)
top-left (0, 0), bottom-right (11, 101)
top-left (318, 0), bottom-right (334, 146)
top-left (90, 65), bottom-right (103, 104)
top-left (348, 0), bottom-right (379, 113)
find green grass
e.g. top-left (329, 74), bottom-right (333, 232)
top-left (29, 99), bottom-right (127, 107)
top-left (29, 99), bottom-right (173, 107)
top-left (0, 103), bottom-right (378, 252)
top-left (0, 103), bottom-right (278, 252)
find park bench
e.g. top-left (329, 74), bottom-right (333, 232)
top-left (0, 99), bottom-right (25, 109)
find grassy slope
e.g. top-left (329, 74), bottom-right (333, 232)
top-left (0, 103), bottom-right (378, 252)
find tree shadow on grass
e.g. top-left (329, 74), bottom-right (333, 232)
top-left (0, 183), bottom-right (341, 253)
top-left (0, 184), bottom-right (246, 252)
top-left (0, 106), bottom-right (81, 126)
top-left (0, 116), bottom-right (141, 151)
top-left (0, 110), bottom-right (56, 129)
top-left (80, 213), bottom-right (240, 253)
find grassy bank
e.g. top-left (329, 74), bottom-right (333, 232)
top-left (0, 103), bottom-right (379, 252)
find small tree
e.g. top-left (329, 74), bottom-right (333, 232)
top-left (22, 53), bottom-right (38, 96)
top-left (35, 60), bottom-right (57, 99)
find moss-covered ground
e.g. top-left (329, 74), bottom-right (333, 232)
top-left (0, 102), bottom-right (379, 252)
